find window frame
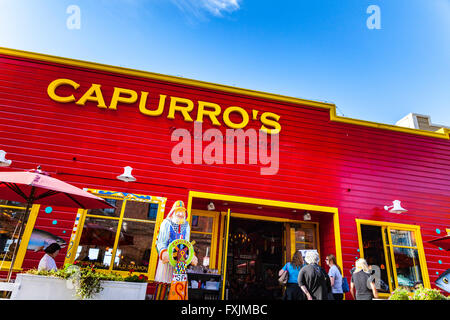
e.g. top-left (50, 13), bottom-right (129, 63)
top-left (64, 189), bottom-right (166, 281)
top-left (189, 209), bottom-right (220, 269)
top-left (356, 219), bottom-right (430, 297)
top-left (0, 203), bottom-right (40, 272)
top-left (289, 222), bottom-right (319, 256)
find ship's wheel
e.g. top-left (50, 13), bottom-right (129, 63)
top-left (167, 238), bottom-right (194, 267)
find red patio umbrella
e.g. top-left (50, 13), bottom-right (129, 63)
top-left (428, 235), bottom-right (450, 251)
top-left (0, 167), bottom-right (114, 281)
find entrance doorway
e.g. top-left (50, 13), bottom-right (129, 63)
top-left (187, 191), bottom-right (342, 300)
top-left (226, 218), bottom-right (284, 300)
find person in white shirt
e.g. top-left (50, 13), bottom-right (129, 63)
top-left (38, 243), bottom-right (61, 271)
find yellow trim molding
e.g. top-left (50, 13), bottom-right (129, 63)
top-left (1, 46), bottom-right (448, 140)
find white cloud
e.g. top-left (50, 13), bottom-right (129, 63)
top-left (201, 0), bottom-right (240, 16)
top-left (171, 0), bottom-right (241, 19)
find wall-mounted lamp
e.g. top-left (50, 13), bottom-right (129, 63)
top-left (117, 166), bottom-right (136, 182)
top-left (303, 212), bottom-right (311, 221)
top-left (0, 150), bottom-right (12, 167)
top-left (384, 200), bottom-right (407, 214)
top-left (207, 201), bottom-right (215, 211)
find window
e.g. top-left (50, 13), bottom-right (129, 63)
top-left (388, 229), bottom-right (423, 288)
top-left (189, 210), bottom-right (219, 269)
top-left (283, 222), bottom-right (320, 264)
top-left (102, 198), bottom-right (117, 216)
top-left (291, 223), bottom-right (317, 250)
top-left (148, 203), bottom-right (159, 220)
top-left (0, 200), bottom-right (40, 271)
top-left (287, 222), bottom-right (319, 262)
top-left (65, 190), bottom-right (166, 279)
top-left (357, 220), bottom-right (429, 295)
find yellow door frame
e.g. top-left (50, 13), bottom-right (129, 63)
top-left (187, 191), bottom-right (342, 299)
top-left (380, 225), bottom-right (394, 293)
top-left (355, 219), bottom-right (431, 297)
top-left (221, 208), bottom-right (231, 300)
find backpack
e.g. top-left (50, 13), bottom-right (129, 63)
top-left (313, 265), bottom-right (332, 300)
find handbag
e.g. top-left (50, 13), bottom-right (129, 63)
top-left (278, 269), bottom-right (288, 286)
top-left (342, 276), bottom-right (350, 293)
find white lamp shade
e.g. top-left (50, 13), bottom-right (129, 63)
top-left (0, 150), bottom-right (12, 167)
top-left (117, 166), bottom-right (136, 182)
top-left (384, 200), bottom-right (407, 214)
top-left (207, 201), bottom-right (215, 211)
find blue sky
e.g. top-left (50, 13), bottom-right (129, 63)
top-left (0, 0), bottom-right (449, 126)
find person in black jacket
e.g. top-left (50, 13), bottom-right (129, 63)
top-left (298, 251), bottom-right (332, 300)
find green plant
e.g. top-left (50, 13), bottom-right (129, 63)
top-left (26, 263), bottom-right (149, 299)
top-left (75, 268), bottom-right (103, 299)
top-left (388, 285), bottom-right (449, 301)
top-left (388, 287), bottom-right (411, 300)
top-left (26, 265), bottom-right (102, 299)
top-left (411, 285), bottom-right (448, 300)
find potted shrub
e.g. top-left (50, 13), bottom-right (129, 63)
top-left (410, 285), bottom-right (448, 301)
top-left (389, 285), bottom-right (448, 301)
top-left (388, 287), bottom-right (411, 300)
top-left (12, 263), bottom-right (148, 300)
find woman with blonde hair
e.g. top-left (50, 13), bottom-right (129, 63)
top-left (350, 258), bottom-right (378, 300)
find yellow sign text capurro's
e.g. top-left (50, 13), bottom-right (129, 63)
top-left (47, 78), bottom-right (281, 134)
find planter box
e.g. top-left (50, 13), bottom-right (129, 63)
top-left (11, 274), bottom-right (148, 300)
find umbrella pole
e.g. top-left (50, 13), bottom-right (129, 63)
top-left (6, 199), bottom-right (32, 282)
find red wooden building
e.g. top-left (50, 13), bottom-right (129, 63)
top-left (0, 47), bottom-right (448, 299)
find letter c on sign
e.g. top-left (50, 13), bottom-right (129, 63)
top-left (48, 78), bottom-right (80, 103)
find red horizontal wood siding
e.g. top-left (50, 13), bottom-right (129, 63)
top-left (0, 52), bottom-right (449, 294)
